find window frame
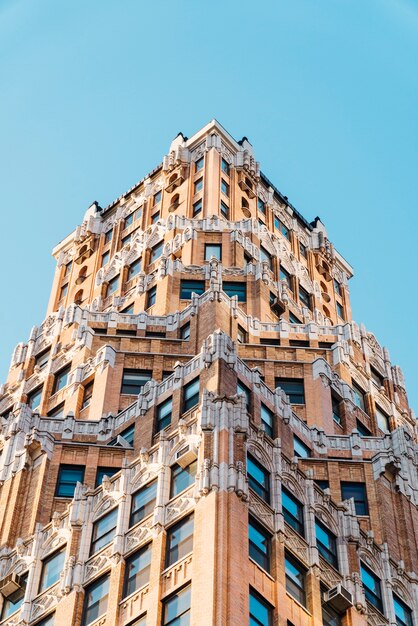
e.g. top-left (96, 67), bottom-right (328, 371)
top-left (81, 573), bottom-right (110, 626)
top-left (248, 516), bottom-right (271, 573)
top-left (162, 584), bottom-right (191, 626)
top-left (282, 486), bottom-right (304, 537)
top-left (130, 479), bottom-right (158, 526)
top-left (120, 369), bottom-right (152, 395)
top-left (123, 543), bottom-right (152, 599)
top-left (315, 518), bottom-right (338, 570)
top-left (170, 461), bottom-right (197, 499)
top-left (180, 279), bottom-right (205, 299)
top-left (90, 507), bottom-right (118, 556)
top-left (165, 514), bottom-right (194, 568)
top-left (182, 378), bottom-right (199, 413)
top-left (222, 281), bottom-right (246, 301)
top-left (341, 482), bottom-right (369, 516)
top-left (275, 378), bottom-right (305, 404)
top-left (285, 552), bottom-right (306, 606)
top-left (247, 454), bottom-right (270, 504)
top-left (52, 364), bottom-right (71, 395)
top-left (38, 548), bottom-right (66, 593)
top-left (56, 464), bottom-right (85, 498)
top-left (156, 397), bottom-right (173, 432)
top-left (360, 562), bottom-right (384, 613)
top-left (204, 243), bottom-right (222, 261)
top-left (249, 587), bottom-right (273, 626)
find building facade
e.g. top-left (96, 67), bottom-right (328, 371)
top-left (0, 120), bottom-right (416, 626)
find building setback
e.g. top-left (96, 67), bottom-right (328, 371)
top-left (0, 120), bottom-right (416, 626)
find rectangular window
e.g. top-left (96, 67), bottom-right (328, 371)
top-left (334, 279), bottom-right (342, 296)
top-left (82, 574), bottom-right (109, 626)
top-left (108, 423), bottom-right (135, 447)
top-left (322, 602), bottom-right (342, 626)
top-left (104, 229), bottom-right (113, 244)
top-left (39, 548), bottom-right (66, 593)
top-left (285, 552), bottom-right (306, 606)
top-left (275, 378), bottom-right (305, 404)
top-left (356, 420), bottom-right (372, 437)
top-left (52, 364), bottom-right (71, 395)
top-left (35, 348), bottom-right (50, 370)
top-left (193, 199), bottom-right (202, 216)
top-left (124, 212), bottom-right (134, 228)
top-left (376, 406), bottom-right (390, 433)
top-left (221, 179), bottom-right (230, 197)
top-left (394, 594), bottom-right (413, 626)
top-left (59, 283), bottom-right (68, 300)
top-left (249, 588), bottom-right (273, 626)
top-left (261, 404), bottom-right (274, 438)
top-left (166, 514), bottom-right (194, 567)
top-left (146, 285), bottom-right (157, 308)
top-left (315, 480), bottom-right (329, 491)
top-left (90, 507), bottom-right (118, 555)
top-left (170, 461), bottom-right (197, 498)
top-left (153, 190), bottom-right (162, 206)
top-left (353, 382), bottom-right (366, 411)
top-left (64, 261), bottom-right (72, 276)
top-left (162, 585), bottom-right (191, 626)
top-left (280, 266), bottom-right (292, 289)
top-left (294, 436), bottom-right (310, 458)
top-left (336, 302), bottom-right (345, 320)
top-left (130, 480), bottom-right (158, 526)
top-left (361, 563), bottom-right (383, 613)
top-left (150, 241), bottom-right (163, 263)
top-left (282, 487), bottom-right (304, 536)
top-left (299, 242), bottom-right (308, 258)
top-left (204, 243), bottom-right (221, 261)
top-left (156, 397), bottom-right (172, 432)
top-left (35, 614), bottom-right (56, 626)
top-left (257, 198), bottom-right (266, 214)
top-left (195, 156), bottom-right (204, 172)
top-left (299, 285), bottom-right (311, 309)
top-left (151, 211), bottom-right (160, 224)
top-left (0, 572), bottom-right (27, 619)
top-left (332, 395), bottom-right (341, 425)
top-left (180, 323), bottom-right (190, 340)
top-left (180, 279), bottom-right (205, 299)
top-left (220, 200), bottom-right (229, 218)
top-left (47, 402), bottom-right (65, 418)
top-left (194, 178), bottom-right (203, 194)
top-left (123, 543), bottom-right (152, 598)
top-left (237, 325), bottom-right (247, 344)
top-left (121, 303), bottom-right (134, 314)
top-left (221, 158), bottom-right (230, 176)
top-left (341, 482), bottom-right (368, 515)
top-left (223, 281), bottom-right (246, 301)
top-left (81, 381), bottom-right (94, 410)
top-left (289, 312), bottom-right (302, 324)
top-left (121, 370), bottom-right (152, 395)
top-left (249, 517), bottom-right (271, 572)
top-left (371, 366), bottom-right (384, 387)
top-left (128, 258), bottom-right (141, 280)
top-left (122, 233), bottom-right (132, 247)
top-left (95, 467), bottom-right (117, 487)
top-left (260, 246), bottom-right (272, 269)
top-left (247, 454), bottom-right (270, 504)
top-left (315, 519), bottom-right (338, 569)
top-left (182, 378), bottom-right (199, 412)
top-left (106, 275), bottom-right (119, 297)
top-left (56, 465), bottom-right (85, 498)
top-left (101, 251), bottom-right (110, 267)
top-left (237, 380), bottom-right (251, 411)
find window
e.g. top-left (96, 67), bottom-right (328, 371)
top-left (371, 366), bottom-right (384, 387)
top-left (146, 330), bottom-right (166, 338)
top-left (289, 312), bottom-right (302, 324)
top-left (64, 261), bottom-right (72, 276)
top-left (249, 517), bottom-right (271, 572)
top-left (275, 217), bottom-right (290, 239)
top-left (204, 243), bottom-right (221, 261)
top-left (130, 480), bottom-right (158, 526)
top-left (299, 285), bottom-right (311, 309)
top-left (223, 281), bottom-right (246, 301)
top-left (299, 242), bottom-right (308, 258)
top-left (356, 420), bottom-right (372, 437)
top-left (121, 303), bottom-right (134, 314)
top-left (247, 454), bottom-right (270, 504)
top-left (193, 199), bottom-right (202, 216)
top-left (376, 406), bottom-right (390, 433)
top-left (35, 614), bottom-right (56, 626)
top-left (182, 378), bottom-right (199, 412)
top-left (221, 158), bottom-right (230, 175)
top-left (249, 588), bottom-right (273, 626)
top-left (275, 378), bottom-right (305, 404)
top-left (82, 574), bottom-right (109, 626)
top-left (59, 283), bottom-right (68, 300)
top-left (90, 507), bottom-right (118, 555)
top-left (146, 285), bottom-right (157, 309)
top-left (101, 251), bottom-right (110, 267)
top-left (282, 487), bottom-right (304, 536)
top-left (315, 519), bottom-right (338, 569)
top-left (361, 563), bottom-right (383, 613)
top-left (322, 602), bottom-right (342, 626)
top-left (47, 403), bottom-right (65, 418)
top-left (0, 572), bottom-right (27, 619)
top-left (334, 279), bottom-right (342, 297)
top-left (237, 325), bottom-right (247, 343)
top-left (106, 275), bottom-right (119, 297)
top-left (81, 381), bottom-right (94, 410)
top-left (261, 404), bottom-right (274, 438)
top-left (162, 585), bottom-right (191, 626)
top-left (353, 382), bottom-right (366, 411)
top-left (194, 177), bottom-right (203, 194)
top-left (294, 436), bottom-right (310, 458)
top-left (341, 482), bottom-right (368, 515)
top-left (180, 279), bottom-right (205, 299)
top-left (285, 552), bottom-right (306, 605)
top-left (195, 156), bottom-right (204, 172)
top-left (153, 190), bottom-right (162, 205)
top-left (166, 514), bottom-right (194, 567)
top-left (156, 397), bottom-right (172, 432)
top-left (237, 380), bottom-right (251, 410)
top-left (336, 302), bottom-right (345, 320)
top-left (332, 395), bottom-right (341, 424)
top-left (124, 543), bottom-right (152, 597)
top-left (220, 200), bottom-right (229, 218)
top-left (221, 179), bottom-right (229, 197)
top-left (257, 198), bottom-right (266, 214)
top-left (315, 480), bottom-right (329, 491)
top-left (394, 594), bottom-right (413, 626)
top-left (35, 348), bottom-right (50, 370)
top-left (39, 548), bottom-right (66, 593)
top-left (180, 323), bottom-right (190, 340)
top-left (150, 241), bottom-right (164, 263)
top-left (280, 266), bottom-right (292, 289)
top-left (104, 229), bottom-right (113, 244)
top-left (128, 258), bottom-right (141, 280)
top-left (151, 211), bottom-right (160, 224)
top-left (121, 370), bottom-right (152, 395)
top-left (170, 461), bottom-right (197, 498)
top-left (56, 465), bottom-right (85, 497)
top-left (108, 423), bottom-right (135, 447)
top-left (124, 212), bottom-right (134, 228)
top-left (52, 365), bottom-right (70, 394)
top-left (289, 339), bottom-right (309, 347)
top-left (95, 467), bottom-right (117, 487)
top-left (260, 246), bottom-right (272, 269)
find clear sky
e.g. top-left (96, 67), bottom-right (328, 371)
top-left (1, 0), bottom-right (417, 410)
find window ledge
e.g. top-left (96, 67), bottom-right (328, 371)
top-left (286, 592), bottom-right (312, 616)
top-left (249, 557), bottom-right (275, 581)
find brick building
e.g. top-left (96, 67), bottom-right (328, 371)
top-left (0, 120), bottom-right (416, 626)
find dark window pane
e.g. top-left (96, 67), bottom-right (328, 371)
top-left (282, 487), bottom-right (304, 536)
top-left (90, 508), bottom-right (118, 555)
top-left (121, 370), bottom-right (152, 395)
top-left (315, 519), bottom-right (338, 569)
top-left (180, 280), bottom-right (205, 299)
top-left (39, 549), bottom-right (66, 593)
top-left (53, 365), bottom-right (71, 394)
top-left (223, 281), bottom-right (246, 301)
top-left (249, 518), bottom-right (271, 572)
top-left (293, 436), bottom-right (310, 458)
top-left (156, 397), bottom-right (172, 432)
top-left (285, 553), bottom-right (306, 606)
top-left (249, 588), bottom-right (273, 626)
top-left (275, 378), bottom-right (305, 404)
top-left (260, 404), bottom-right (274, 438)
top-left (95, 467), bottom-right (118, 487)
top-left (299, 286), bottom-right (311, 309)
top-left (170, 461), bottom-right (197, 498)
top-left (56, 465), bottom-right (85, 497)
top-left (130, 480), bottom-right (158, 526)
top-left (247, 455), bottom-right (270, 504)
top-left (341, 482), bottom-right (368, 515)
top-left (361, 563), bottom-right (383, 613)
top-left (394, 594), bottom-right (413, 626)
top-left (162, 585), bottom-right (191, 626)
top-left (124, 543), bottom-right (152, 597)
top-left (82, 575), bottom-right (109, 626)
top-left (182, 378), bottom-right (199, 412)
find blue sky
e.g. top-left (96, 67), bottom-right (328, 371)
top-left (0, 0), bottom-right (417, 410)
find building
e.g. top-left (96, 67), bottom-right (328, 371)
top-left (0, 120), bottom-right (416, 626)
